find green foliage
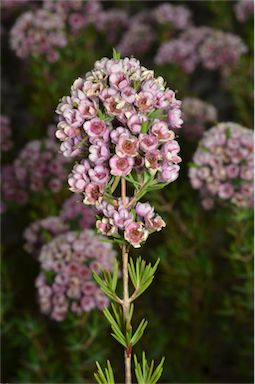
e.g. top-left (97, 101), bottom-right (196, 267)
top-left (93, 259), bottom-right (122, 303)
top-left (134, 352), bottom-right (165, 384)
top-left (94, 360), bottom-right (115, 384)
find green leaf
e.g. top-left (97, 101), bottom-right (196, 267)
top-left (141, 120), bottom-right (150, 134)
top-left (113, 48), bottom-right (121, 60)
top-left (130, 319), bottom-right (148, 346)
top-left (94, 361), bottom-right (115, 384)
top-left (134, 352), bottom-right (165, 384)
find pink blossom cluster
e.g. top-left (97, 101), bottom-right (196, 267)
top-left (96, 9), bottom-right (128, 43)
top-left (96, 199), bottom-right (166, 248)
top-left (117, 24), bottom-right (155, 56)
top-left (24, 216), bottom-right (68, 256)
top-left (234, 0), bottom-right (254, 22)
top-left (55, 55), bottom-right (182, 247)
top-left (181, 98), bottom-right (218, 140)
top-left (43, 0), bottom-right (101, 33)
top-left (155, 27), bottom-right (247, 73)
top-left (1, 115), bottom-right (13, 152)
top-left (60, 194), bottom-right (95, 229)
top-left (10, 8), bottom-right (67, 62)
top-left (2, 138), bottom-right (68, 209)
top-left (36, 230), bottom-right (115, 321)
top-left (153, 2), bottom-right (192, 30)
top-left (189, 122), bottom-right (254, 209)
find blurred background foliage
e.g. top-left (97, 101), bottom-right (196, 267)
top-left (1, 0), bottom-right (254, 383)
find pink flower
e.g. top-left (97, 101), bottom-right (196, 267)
top-left (159, 163), bottom-right (180, 183)
top-left (145, 215), bottom-right (166, 232)
top-left (109, 155), bottom-right (134, 176)
top-left (78, 98), bottom-right (97, 119)
top-left (110, 126), bottom-right (130, 144)
top-left (161, 140), bottom-right (181, 163)
top-left (109, 72), bottom-right (129, 90)
top-left (89, 139), bottom-right (110, 164)
top-left (168, 108), bottom-right (183, 129)
top-left (145, 150), bottom-right (161, 170)
top-left (116, 135), bottom-right (139, 158)
top-left (135, 91), bottom-right (154, 112)
top-left (121, 86), bottom-right (136, 103)
top-left (151, 120), bottom-right (175, 142)
top-left (68, 161), bottom-right (90, 193)
top-left (84, 117), bottom-right (107, 138)
top-left (96, 218), bottom-right (117, 236)
top-left (88, 165), bottom-right (109, 185)
top-left (139, 133), bottom-right (159, 152)
top-left (136, 202), bottom-right (154, 219)
top-left (127, 113), bottom-right (147, 134)
top-left (63, 108), bottom-right (84, 128)
top-left (218, 183), bottom-right (234, 199)
top-left (81, 296), bottom-right (96, 311)
top-left (83, 183), bottom-right (103, 205)
top-left (113, 207), bottom-right (133, 230)
top-left (124, 222), bottom-right (148, 248)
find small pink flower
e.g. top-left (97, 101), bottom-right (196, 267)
top-left (121, 86), bottom-right (136, 103)
top-left (83, 183), bottom-right (103, 205)
top-left (124, 222), bottom-right (148, 248)
top-left (226, 164), bottom-right (239, 178)
top-left (109, 72), bottom-right (129, 90)
top-left (63, 108), bottom-right (84, 128)
top-left (135, 91), bottom-right (154, 112)
top-left (68, 162), bottom-right (90, 193)
top-left (151, 120), bottom-right (175, 142)
top-left (145, 150), bottom-right (161, 170)
top-left (139, 133), bottom-right (159, 152)
top-left (84, 117), bottom-right (107, 138)
top-left (88, 165), bottom-right (109, 185)
top-left (127, 113), bottom-right (147, 134)
top-left (136, 202), bottom-right (154, 219)
top-left (168, 108), bottom-right (183, 129)
top-left (218, 183), bottom-right (234, 199)
top-left (116, 135), bottom-right (139, 158)
top-left (113, 208), bottom-right (133, 229)
top-left (96, 218), bottom-right (117, 236)
top-left (110, 126), bottom-right (130, 144)
top-left (104, 96), bottom-right (125, 116)
top-left (145, 215), bottom-right (166, 232)
top-left (109, 155), bottom-right (134, 176)
top-left (89, 139), bottom-right (110, 164)
top-left (78, 98), bottom-right (97, 119)
top-left (161, 140), bottom-right (181, 162)
top-left (159, 163), bottom-right (180, 183)
top-left (81, 296), bottom-right (96, 311)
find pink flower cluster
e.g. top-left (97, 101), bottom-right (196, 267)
top-left (24, 216), bottom-right (68, 256)
top-left (36, 230), bottom-right (115, 321)
top-left (43, 0), bottom-right (101, 33)
top-left (96, 199), bottom-right (166, 248)
top-left (60, 194), bottom-right (95, 229)
top-left (234, 0), bottom-right (254, 22)
top-left (117, 24), bottom-right (155, 56)
top-left (181, 98), bottom-right (218, 140)
top-left (155, 27), bottom-right (247, 74)
top-left (55, 55), bottom-right (182, 247)
top-left (10, 8), bottom-right (67, 62)
top-left (1, 115), bottom-right (13, 152)
top-left (2, 138), bottom-right (68, 209)
top-left (189, 122), bottom-right (254, 209)
top-left (97, 9), bottom-right (128, 43)
top-left (153, 2), bottom-right (192, 29)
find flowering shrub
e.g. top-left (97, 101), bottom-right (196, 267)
top-left (55, 54), bottom-right (182, 248)
top-left (189, 122), bottom-right (254, 209)
top-left (36, 230), bottom-right (115, 321)
top-left (10, 8), bottom-right (67, 62)
top-left (181, 98), bottom-right (217, 140)
top-left (155, 27), bottom-right (247, 74)
top-left (1, 115), bottom-right (13, 152)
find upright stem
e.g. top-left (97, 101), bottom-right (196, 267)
top-left (121, 178), bottom-right (132, 384)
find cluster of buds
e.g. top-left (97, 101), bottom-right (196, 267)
top-left (1, 115), bottom-right (13, 152)
top-left (189, 122), bottom-right (254, 209)
top-left (155, 27), bottom-right (247, 74)
top-left (10, 8), bottom-right (67, 62)
top-left (55, 54), bottom-right (182, 247)
top-left (181, 98), bottom-right (218, 140)
top-left (36, 230), bottom-right (115, 321)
